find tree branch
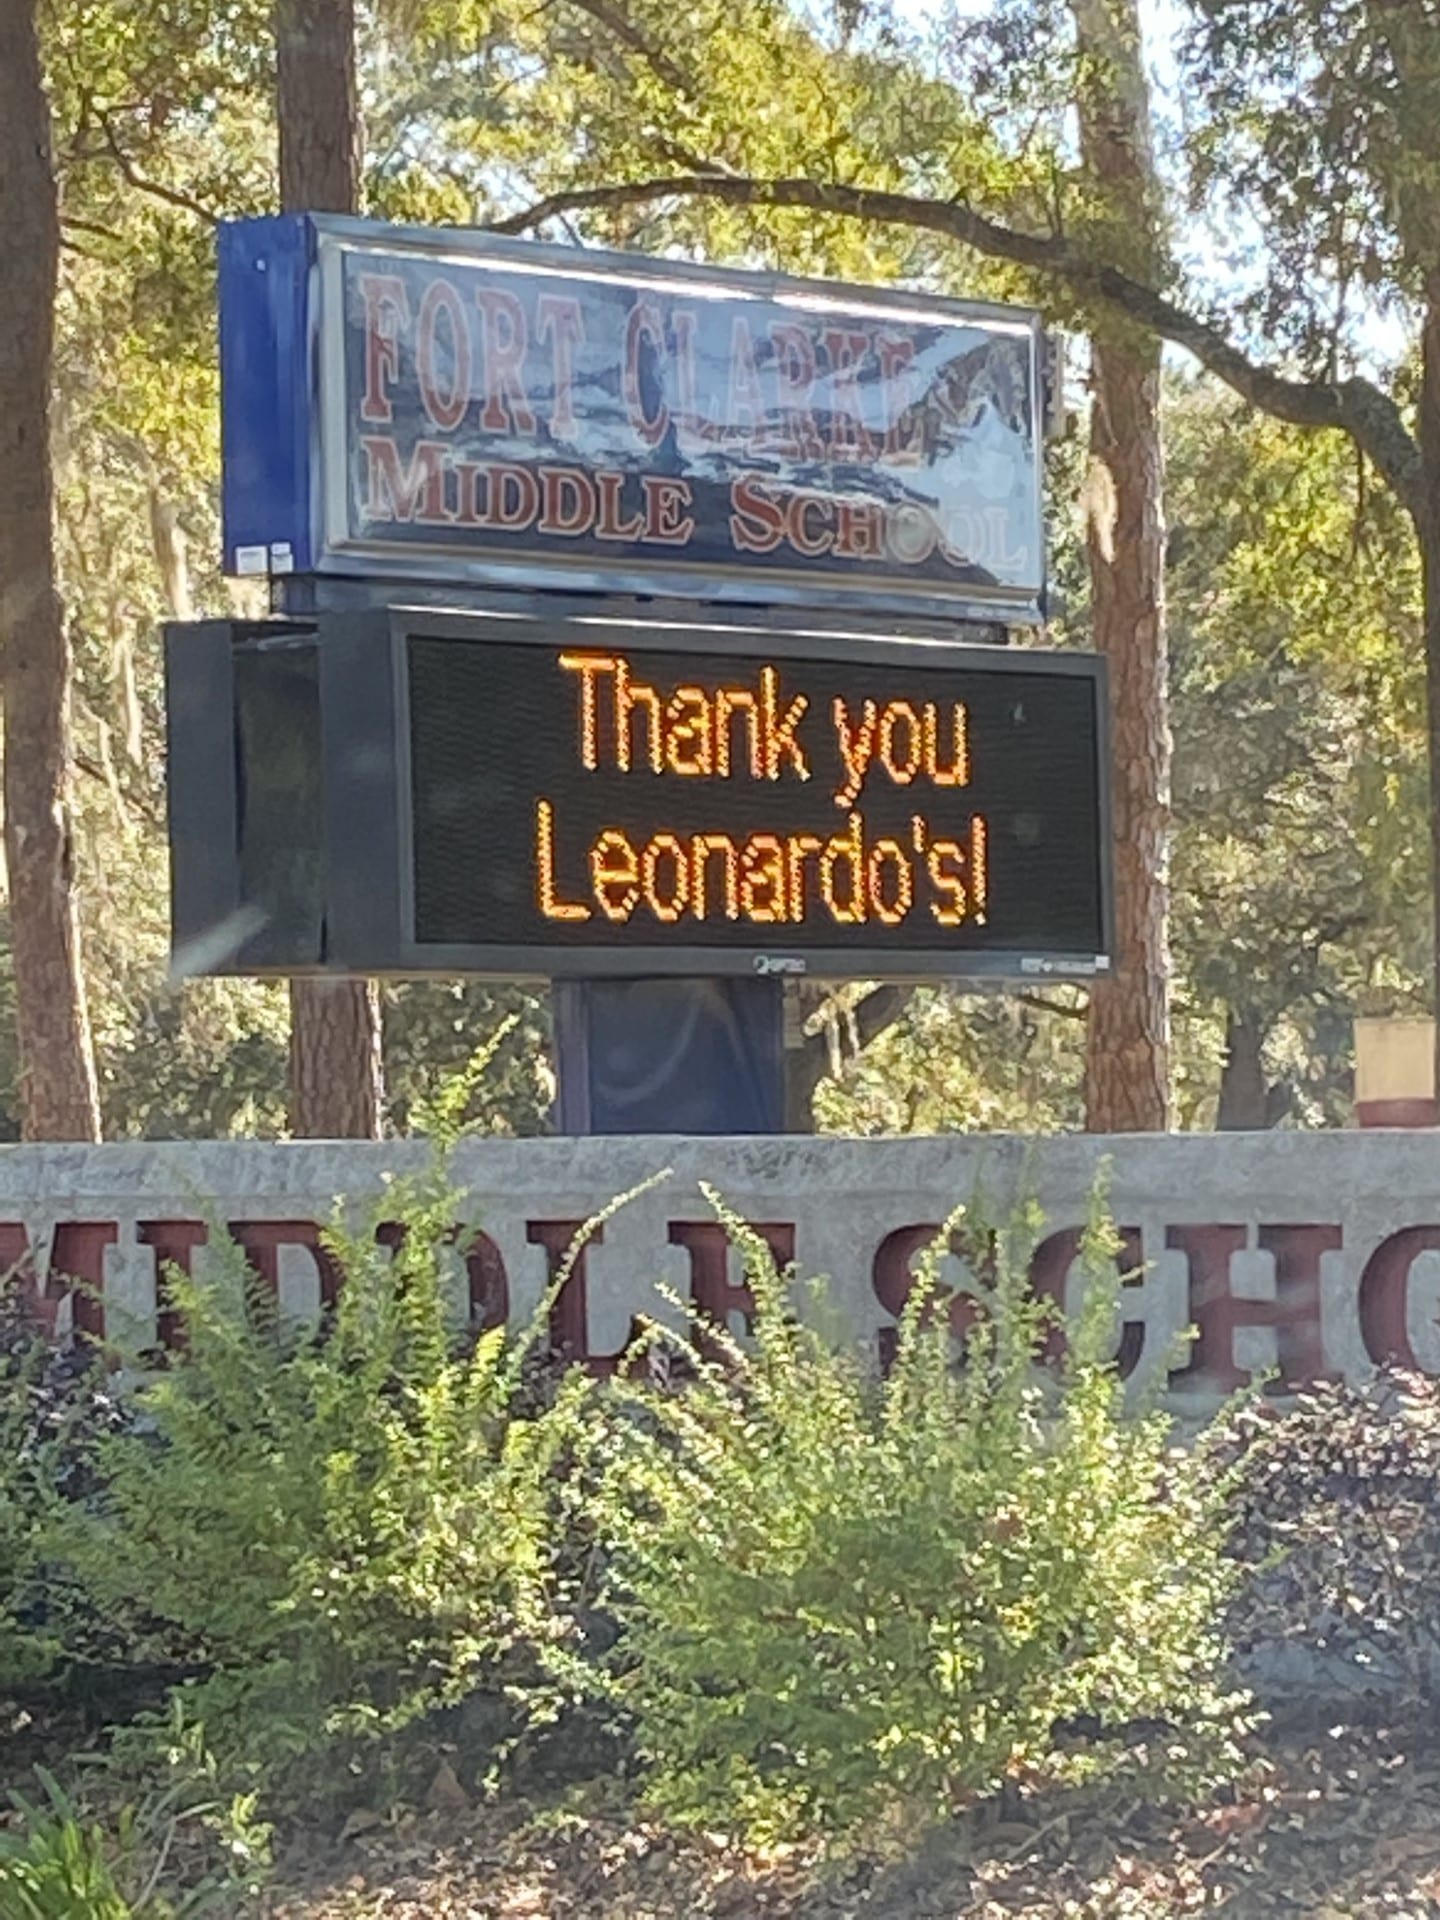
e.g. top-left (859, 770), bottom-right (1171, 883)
top-left (95, 108), bottom-right (219, 224)
top-left (558, 0), bottom-right (735, 178)
top-left (1017, 991), bottom-right (1088, 1021)
top-left (853, 982), bottom-right (913, 1051)
top-left (61, 213), bottom-right (124, 243)
top-left (490, 172), bottom-right (1422, 512)
top-left (562, 0), bottom-right (695, 102)
top-left (796, 981), bottom-right (914, 1078)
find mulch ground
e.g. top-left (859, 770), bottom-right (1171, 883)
top-left (261, 1720), bottom-right (1440, 1919)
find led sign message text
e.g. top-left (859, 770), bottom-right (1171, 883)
top-left (405, 632), bottom-right (1106, 969)
top-left (332, 236), bottom-right (1043, 606)
top-left (541, 657), bottom-right (981, 930)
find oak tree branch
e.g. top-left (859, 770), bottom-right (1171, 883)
top-left (95, 107), bottom-right (220, 224)
top-left (490, 172), bottom-right (1421, 512)
top-left (562, 0), bottom-right (695, 102)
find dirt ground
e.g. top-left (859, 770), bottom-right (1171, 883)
top-left (262, 1720), bottom-right (1440, 1920)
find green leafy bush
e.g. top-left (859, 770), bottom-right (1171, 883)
top-left (0, 1753), bottom-right (265, 1920)
top-left (587, 1187), bottom-right (1247, 1844)
top-left (61, 1151), bottom-right (582, 1803)
top-left (0, 1773), bottom-right (140, 1920)
top-left (0, 1312), bottom-right (57, 1690)
top-left (0, 1293), bottom-right (131, 1692)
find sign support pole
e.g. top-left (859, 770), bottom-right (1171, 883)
top-left (553, 976), bottom-right (786, 1135)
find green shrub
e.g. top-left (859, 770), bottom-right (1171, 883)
top-left (0, 1773), bottom-right (140, 1920)
top-left (587, 1186), bottom-right (1247, 1845)
top-left (0, 1753), bottom-right (265, 1919)
top-left (0, 1311), bottom-right (57, 1690)
top-left (61, 1150), bottom-right (583, 1804)
top-left (0, 1297), bottom-right (129, 1692)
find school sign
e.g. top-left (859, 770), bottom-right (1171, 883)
top-left (173, 218), bottom-right (1105, 990)
top-left (14, 1133), bottom-right (1440, 1403)
top-left (218, 215), bottom-right (1047, 623)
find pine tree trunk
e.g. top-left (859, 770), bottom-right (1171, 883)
top-left (275, 0), bottom-right (384, 1139)
top-left (276, 0), bottom-right (360, 211)
top-left (1072, 0), bottom-right (1172, 1133)
top-left (1418, 290), bottom-right (1440, 1108)
top-left (1081, 330), bottom-right (1172, 1130)
top-left (288, 977), bottom-right (385, 1137)
top-left (0, 0), bottom-right (101, 1142)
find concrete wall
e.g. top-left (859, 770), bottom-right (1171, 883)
top-left (6, 1129), bottom-right (1440, 1398)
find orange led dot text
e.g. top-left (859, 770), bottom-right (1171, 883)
top-left (534, 803), bottom-right (991, 932)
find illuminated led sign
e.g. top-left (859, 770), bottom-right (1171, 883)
top-left (400, 614), bottom-right (1108, 976)
top-left (218, 215), bottom-right (1048, 623)
top-left (166, 611), bottom-right (1108, 980)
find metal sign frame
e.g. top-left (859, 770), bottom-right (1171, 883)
top-left (164, 605), bottom-right (1112, 984)
top-left (220, 214), bottom-right (1050, 626)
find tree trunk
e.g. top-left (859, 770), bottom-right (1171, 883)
top-left (1215, 1012), bottom-right (1268, 1131)
top-left (783, 983), bottom-right (827, 1132)
top-left (0, 0), bottom-right (101, 1142)
top-left (1081, 330), bottom-right (1172, 1131)
top-left (1072, 0), bottom-right (1172, 1133)
top-left (276, 0), bottom-right (360, 211)
top-left (276, 0), bottom-right (383, 1139)
top-left (288, 977), bottom-right (385, 1137)
top-left (1419, 290), bottom-right (1440, 1108)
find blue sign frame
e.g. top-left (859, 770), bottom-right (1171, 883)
top-left (219, 214), bottom-right (1049, 624)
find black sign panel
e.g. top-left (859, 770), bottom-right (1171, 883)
top-left (403, 620), bottom-right (1110, 978)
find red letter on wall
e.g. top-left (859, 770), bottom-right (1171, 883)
top-left (137, 1219), bottom-right (209, 1354)
top-left (228, 1220), bottom-right (345, 1323)
top-left (527, 1218), bottom-right (629, 1374)
top-left (0, 1221), bottom-right (118, 1343)
top-left (871, 1222), bottom-right (982, 1370)
top-left (375, 1220), bottom-right (509, 1333)
top-left (1027, 1224), bottom-right (1145, 1376)
top-left (1359, 1226), bottom-right (1440, 1369)
top-left (667, 1219), bottom-right (796, 1358)
top-left (1166, 1223), bottom-right (1336, 1393)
